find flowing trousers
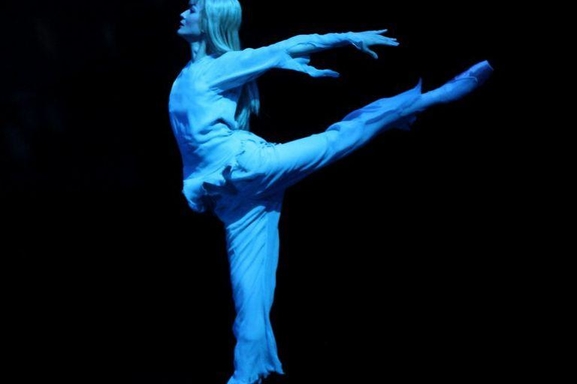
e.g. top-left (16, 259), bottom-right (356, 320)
top-left (213, 82), bottom-right (422, 384)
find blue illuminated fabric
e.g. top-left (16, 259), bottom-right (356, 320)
top-left (168, 33), bottom-right (423, 384)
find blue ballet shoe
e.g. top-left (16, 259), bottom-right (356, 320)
top-left (432, 60), bottom-right (494, 104)
top-left (451, 60), bottom-right (493, 87)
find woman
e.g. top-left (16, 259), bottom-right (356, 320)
top-left (169, 0), bottom-right (493, 383)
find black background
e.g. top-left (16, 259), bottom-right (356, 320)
top-left (1, 1), bottom-right (528, 383)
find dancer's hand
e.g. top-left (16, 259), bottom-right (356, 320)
top-left (349, 29), bottom-right (399, 59)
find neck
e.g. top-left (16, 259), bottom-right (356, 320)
top-left (190, 40), bottom-right (207, 62)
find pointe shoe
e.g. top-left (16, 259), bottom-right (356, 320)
top-left (431, 60), bottom-right (494, 104)
top-left (451, 60), bottom-right (493, 87)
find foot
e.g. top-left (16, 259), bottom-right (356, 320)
top-left (425, 60), bottom-right (494, 105)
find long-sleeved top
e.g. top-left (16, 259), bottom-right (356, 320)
top-left (168, 33), bottom-right (365, 213)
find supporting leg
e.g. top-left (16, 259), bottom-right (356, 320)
top-left (221, 198), bottom-right (285, 384)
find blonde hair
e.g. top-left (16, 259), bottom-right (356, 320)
top-left (200, 0), bottom-right (260, 131)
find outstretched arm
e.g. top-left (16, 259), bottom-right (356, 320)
top-left (204, 29), bottom-right (399, 91)
top-left (280, 29), bottom-right (399, 59)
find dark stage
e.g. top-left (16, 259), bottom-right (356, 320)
top-left (1, 1), bottom-right (525, 383)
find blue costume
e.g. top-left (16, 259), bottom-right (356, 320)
top-left (168, 32), bottom-right (491, 384)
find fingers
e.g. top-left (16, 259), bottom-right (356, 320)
top-left (351, 29), bottom-right (399, 56)
top-left (386, 39), bottom-right (400, 46)
top-left (361, 30), bottom-right (399, 46)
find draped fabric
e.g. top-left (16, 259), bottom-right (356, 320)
top-left (168, 33), bottom-right (423, 384)
top-left (209, 83), bottom-right (422, 384)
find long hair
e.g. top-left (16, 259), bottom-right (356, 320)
top-left (200, 0), bottom-right (260, 131)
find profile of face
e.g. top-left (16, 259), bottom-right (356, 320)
top-left (177, 0), bottom-right (204, 42)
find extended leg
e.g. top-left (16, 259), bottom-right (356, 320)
top-left (224, 60), bottom-right (493, 197)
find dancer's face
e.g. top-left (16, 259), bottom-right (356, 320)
top-left (177, 0), bottom-right (203, 42)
